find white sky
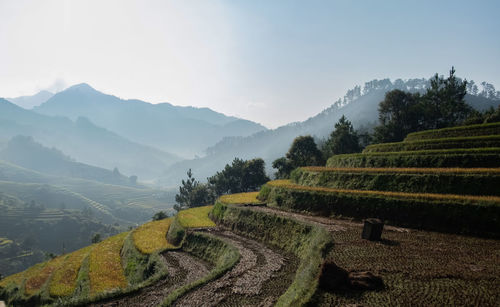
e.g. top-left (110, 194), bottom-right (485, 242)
top-left (1, 0), bottom-right (499, 128)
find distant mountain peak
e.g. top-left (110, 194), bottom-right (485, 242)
top-left (66, 83), bottom-right (97, 92)
top-left (5, 91), bottom-right (55, 109)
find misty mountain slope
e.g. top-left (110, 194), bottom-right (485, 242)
top-left (34, 83), bottom-right (267, 157)
top-left (0, 135), bottom-right (137, 186)
top-left (0, 98), bottom-right (180, 179)
top-left (0, 159), bottom-right (176, 224)
top-left (6, 90), bottom-right (54, 109)
top-left (158, 79), bottom-right (500, 186)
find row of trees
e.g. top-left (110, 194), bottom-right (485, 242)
top-left (374, 67), bottom-right (472, 142)
top-left (174, 158), bottom-right (269, 211)
top-left (272, 115), bottom-right (362, 178)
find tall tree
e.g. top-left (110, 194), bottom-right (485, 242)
top-left (421, 67), bottom-right (471, 129)
top-left (373, 90), bottom-right (422, 142)
top-left (208, 158), bottom-right (269, 195)
top-left (273, 135), bottom-right (323, 179)
top-left (286, 135), bottom-right (324, 168)
top-left (322, 115), bottom-right (361, 158)
top-left (272, 157), bottom-right (294, 179)
top-left (374, 67), bottom-right (472, 142)
top-left (175, 169), bottom-right (215, 210)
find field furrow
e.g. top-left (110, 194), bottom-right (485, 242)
top-left (88, 250), bottom-right (211, 307)
top-left (175, 229), bottom-right (298, 307)
top-left (247, 205), bottom-right (500, 307)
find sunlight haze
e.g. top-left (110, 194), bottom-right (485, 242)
top-left (1, 0), bottom-right (499, 128)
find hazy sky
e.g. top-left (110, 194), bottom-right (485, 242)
top-left (1, 0), bottom-right (499, 128)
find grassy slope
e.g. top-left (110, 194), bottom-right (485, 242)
top-left (259, 180), bottom-right (500, 237)
top-left (404, 121), bottom-right (500, 141)
top-left (326, 148), bottom-right (500, 168)
top-left (363, 135), bottom-right (500, 153)
top-left (292, 167), bottom-right (500, 196)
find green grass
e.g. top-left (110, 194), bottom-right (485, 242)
top-left (292, 167), bottom-right (500, 196)
top-left (326, 148), bottom-right (500, 168)
top-left (363, 135), bottom-right (500, 153)
top-left (404, 122), bottom-right (500, 141)
top-left (259, 180), bottom-right (500, 237)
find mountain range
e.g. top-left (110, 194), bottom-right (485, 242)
top-left (6, 90), bottom-right (54, 109)
top-left (0, 98), bottom-right (180, 179)
top-left (34, 83), bottom-right (267, 157)
top-left (3, 78), bottom-right (499, 186)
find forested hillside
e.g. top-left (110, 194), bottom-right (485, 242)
top-left (159, 78), bottom-right (500, 185)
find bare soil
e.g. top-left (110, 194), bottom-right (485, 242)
top-left (89, 250), bottom-right (210, 307)
top-left (174, 229), bottom-right (298, 307)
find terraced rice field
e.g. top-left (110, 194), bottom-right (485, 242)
top-left (219, 192), bottom-right (262, 204)
top-left (175, 229), bottom-right (299, 307)
top-left (24, 255), bottom-right (66, 295)
top-left (301, 166), bottom-right (500, 174)
top-left (363, 134), bottom-right (500, 153)
top-left (132, 217), bottom-right (175, 254)
top-left (404, 122), bottom-right (500, 141)
top-left (177, 206), bottom-right (216, 228)
top-left (0, 237), bottom-right (13, 246)
top-left (88, 250), bottom-right (211, 307)
top-left (249, 205), bottom-right (500, 307)
top-left (89, 232), bottom-right (129, 295)
top-left (49, 245), bottom-right (93, 297)
top-left (0, 269), bottom-right (26, 288)
top-left (266, 180), bottom-right (500, 203)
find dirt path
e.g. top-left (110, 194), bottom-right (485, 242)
top-left (90, 250), bottom-right (210, 307)
top-left (174, 229), bottom-right (298, 307)
top-left (247, 205), bottom-right (410, 233)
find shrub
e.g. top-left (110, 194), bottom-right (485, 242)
top-left (166, 217), bottom-right (185, 247)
